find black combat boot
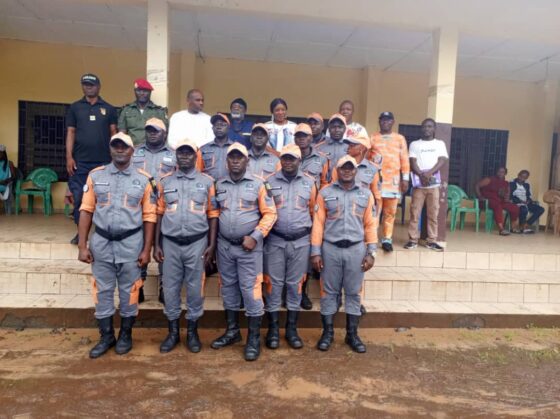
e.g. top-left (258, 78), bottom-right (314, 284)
top-left (211, 310), bottom-right (242, 349)
top-left (89, 316), bottom-right (116, 359)
top-left (344, 313), bottom-right (366, 353)
top-left (186, 319), bottom-right (201, 353)
top-left (115, 316), bottom-right (135, 355)
top-left (160, 319), bottom-right (180, 353)
top-left (316, 314), bottom-right (334, 351)
top-left (300, 280), bottom-right (313, 310)
top-left (265, 311), bottom-right (280, 349)
top-left (285, 310), bottom-right (303, 349)
top-left (244, 316), bottom-right (262, 361)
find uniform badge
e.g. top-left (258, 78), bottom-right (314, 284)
top-left (83, 184), bottom-right (89, 193)
top-left (100, 107), bottom-right (106, 116)
top-left (245, 183), bottom-right (255, 190)
top-left (136, 148), bottom-right (145, 156)
top-left (196, 182), bottom-right (205, 190)
top-left (163, 156), bottom-right (173, 164)
top-left (132, 179), bottom-right (142, 188)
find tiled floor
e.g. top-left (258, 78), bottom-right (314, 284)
top-left (2, 213), bottom-right (559, 254)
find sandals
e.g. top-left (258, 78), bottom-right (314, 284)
top-left (499, 230), bottom-right (510, 236)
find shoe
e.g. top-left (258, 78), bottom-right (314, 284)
top-left (70, 234), bottom-right (79, 245)
top-left (265, 311), bottom-right (280, 349)
top-left (381, 242), bottom-right (394, 252)
top-left (115, 316), bottom-right (135, 355)
top-left (499, 230), bottom-right (510, 236)
top-left (138, 287), bottom-right (145, 304)
top-left (523, 228), bottom-right (535, 234)
top-left (344, 314), bottom-right (366, 353)
top-left (211, 310), bottom-right (242, 349)
top-left (89, 316), bottom-right (116, 359)
top-left (186, 319), bottom-right (201, 353)
top-left (244, 316), bottom-right (262, 361)
top-left (300, 280), bottom-right (313, 310)
top-left (425, 242), bottom-right (444, 252)
top-left (316, 314), bottom-right (334, 351)
top-left (160, 319), bottom-right (180, 353)
top-left (285, 311), bottom-right (303, 349)
top-left (512, 229), bottom-right (522, 234)
top-left (404, 241), bottom-right (418, 249)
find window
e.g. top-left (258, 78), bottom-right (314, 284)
top-left (19, 101), bottom-right (70, 181)
top-left (398, 124), bottom-right (509, 196)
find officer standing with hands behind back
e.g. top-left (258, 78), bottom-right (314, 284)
top-left (78, 133), bottom-right (156, 359)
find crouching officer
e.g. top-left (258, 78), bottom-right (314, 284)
top-left (310, 155), bottom-right (377, 353)
top-left (263, 143), bottom-right (317, 350)
top-left (211, 143), bottom-right (277, 361)
top-left (154, 138), bottom-right (218, 353)
top-left (132, 117), bottom-right (176, 304)
top-left (78, 133), bottom-right (156, 358)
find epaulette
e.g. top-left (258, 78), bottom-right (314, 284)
top-left (90, 165), bottom-right (106, 173)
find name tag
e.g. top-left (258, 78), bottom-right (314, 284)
top-left (89, 115), bottom-right (96, 121)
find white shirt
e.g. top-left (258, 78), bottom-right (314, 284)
top-left (512, 182), bottom-right (527, 203)
top-left (167, 110), bottom-right (213, 149)
top-left (264, 120), bottom-right (296, 151)
top-left (409, 138), bottom-right (448, 188)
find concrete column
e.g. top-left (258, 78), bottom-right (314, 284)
top-left (362, 66), bottom-right (381, 135)
top-left (146, 0), bottom-right (169, 107)
top-left (179, 50), bottom-right (196, 111)
top-left (532, 80), bottom-right (558, 196)
top-left (427, 26), bottom-right (458, 243)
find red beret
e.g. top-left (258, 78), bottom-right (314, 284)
top-left (134, 78), bottom-right (153, 91)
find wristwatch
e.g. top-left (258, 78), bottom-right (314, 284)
top-left (368, 250), bottom-right (377, 259)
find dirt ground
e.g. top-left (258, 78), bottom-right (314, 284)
top-left (1, 327), bottom-right (559, 418)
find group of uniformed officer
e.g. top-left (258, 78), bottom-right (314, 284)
top-left (78, 84), bottom-right (387, 361)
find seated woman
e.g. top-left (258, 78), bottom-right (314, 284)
top-left (0, 144), bottom-right (16, 214)
top-left (475, 167), bottom-right (520, 236)
top-left (510, 170), bottom-right (545, 233)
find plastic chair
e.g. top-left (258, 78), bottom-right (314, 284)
top-left (447, 185), bottom-right (480, 232)
top-left (15, 168), bottom-right (58, 215)
top-left (483, 200), bottom-right (511, 233)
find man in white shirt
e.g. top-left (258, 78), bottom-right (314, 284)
top-left (404, 118), bottom-right (448, 251)
top-left (168, 89), bottom-right (213, 149)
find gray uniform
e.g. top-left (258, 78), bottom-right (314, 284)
top-left (310, 182), bottom-right (378, 317)
top-left (301, 147), bottom-right (329, 190)
top-left (80, 163), bottom-right (157, 319)
top-left (200, 138), bottom-right (234, 181)
top-left (158, 169), bottom-right (218, 321)
top-left (215, 172), bottom-right (277, 317)
top-left (132, 143), bottom-right (176, 180)
top-left (264, 170), bottom-right (317, 312)
top-left (248, 149), bottom-right (279, 179)
top-left (315, 138), bottom-right (348, 181)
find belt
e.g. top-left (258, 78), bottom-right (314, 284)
top-left (218, 233), bottom-right (245, 246)
top-left (270, 227), bottom-right (311, 242)
top-left (95, 226), bottom-right (142, 242)
top-left (163, 232), bottom-right (207, 246)
top-left (326, 239), bottom-right (362, 249)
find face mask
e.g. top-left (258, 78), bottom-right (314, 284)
top-left (231, 112), bottom-right (243, 120)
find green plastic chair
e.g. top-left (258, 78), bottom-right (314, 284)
top-left (447, 185), bottom-right (480, 232)
top-left (483, 200), bottom-right (511, 233)
top-left (15, 168), bottom-right (58, 216)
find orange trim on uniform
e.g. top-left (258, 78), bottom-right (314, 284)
top-left (156, 182), bottom-right (166, 215)
top-left (319, 278), bottom-right (326, 298)
top-left (80, 176), bottom-right (96, 213)
top-left (364, 194), bottom-right (379, 245)
top-left (206, 182), bottom-right (220, 219)
top-left (255, 184), bottom-right (278, 238)
top-left (90, 276), bottom-right (99, 305)
top-left (253, 273), bottom-right (264, 301)
top-left (263, 274), bottom-right (273, 296)
top-left (141, 181), bottom-right (157, 223)
top-left (297, 274), bottom-right (306, 295)
top-left (311, 193), bottom-right (326, 248)
top-left (195, 150), bottom-right (204, 172)
top-left (201, 271), bottom-right (206, 297)
top-left (128, 278), bottom-right (144, 305)
top-left (320, 160), bottom-right (329, 189)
